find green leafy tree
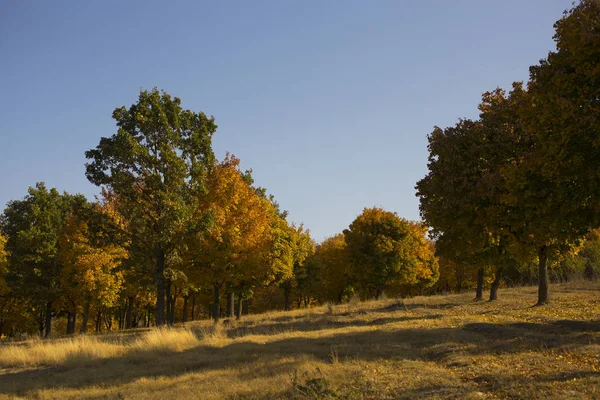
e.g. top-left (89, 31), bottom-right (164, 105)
top-left (278, 224), bottom-right (314, 310)
top-left (508, 0), bottom-right (600, 304)
top-left (343, 207), bottom-right (438, 299)
top-left (526, 0), bottom-right (600, 230)
top-left (415, 118), bottom-right (502, 300)
top-left (1, 183), bottom-right (86, 337)
top-left (85, 88), bottom-right (216, 325)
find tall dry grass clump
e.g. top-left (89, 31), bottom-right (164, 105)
top-left (131, 327), bottom-right (200, 353)
top-left (0, 335), bottom-right (124, 368)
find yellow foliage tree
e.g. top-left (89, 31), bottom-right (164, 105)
top-left (59, 210), bottom-right (127, 334)
top-left (191, 154), bottom-right (272, 322)
top-left (312, 234), bottom-right (353, 303)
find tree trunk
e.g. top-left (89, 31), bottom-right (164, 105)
top-left (165, 280), bottom-right (172, 325)
top-left (489, 267), bottom-right (502, 301)
top-left (125, 295), bottom-right (135, 329)
top-left (95, 307), bottom-right (103, 333)
top-left (169, 294), bottom-right (176, 325)
top-left (118, 306), bottom-right (123, 330)
top-left (156, 250), bottom-right (166, 326)
top-left (236, 294), bottom-right (243, 320)
top-left (191, 295), bottom-right (196, 321)
top-left (455, 281), bottom-right (463, 293)
top-left (242, 299), bottom-right (249, 315)
top-left (227, 292), bottom-right (235, 318)
top-left (66, 311), bottom-right (76, 335)
top-left (104, 313), bottom-right (112, 331)
top-left (38, 310), bottom-right (45, 338)
top-left (475, 268), bottom-right (484, 301)
top-left (284, 283), bottom-right (291, 311)
top-left (182, 295), bottom-right (188, 323)
top-left (44, 301), bottom-right (53, 338)
top-left (537, 245), bottom-right (550, 305)
top-left (213, 284), bottom-right (221, 323)
top-left (375, 285), bottom-right (385, 300)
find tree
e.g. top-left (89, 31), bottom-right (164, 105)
top-left (526, 0), bottom-right (600, 230)
top-left (480, 83), bottom-right (588, 305)
top-left (580, 229), bottom-right (600, 281)
top-left (343, 207), bottom-right (438, 299)
top-left (415, 119), bottom-right (499, 300)
top-left (1, 183), bottom-right (86, 337)
top-left (58, 210), bottom-right (127, 334)
top-left (85, 88), bottom-right (216, 325)
top-left (509, 0), bottom-right (600, 304)
top-left (279, 224), bottom-right (314, 310)
top-left (190, 154), bottom-right (272, 322)
top-left (311, 234), bottom-right (353, 303)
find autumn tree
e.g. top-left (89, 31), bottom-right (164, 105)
top-left (85, 88), bottom-right (216, 325)
top-left (190, 154), bottom-right (272, 322)
top-left (58, 209), bottom-right (127, 334)
top-left (100, 189), bottom-right (156, 329)
top-left (310, 234), bottom-right (353, 303)
top-left (343, 207), bottom-right (438, 299)
top-left (279, 224), bottom-right (314, 310)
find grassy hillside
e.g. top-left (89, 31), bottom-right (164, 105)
top-left (0, 282), bottom-right (599, 399)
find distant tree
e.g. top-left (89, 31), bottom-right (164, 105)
top-left (580, 230), bottom-right (600, 281)
top-left (343, 207), bottom-right (438, 299)
top-left (279, 224), bottom-right (314, 310)
top-left (304, 234), bottom-right (353, 303)
top-left (85, 88), bottom-right (216, 325)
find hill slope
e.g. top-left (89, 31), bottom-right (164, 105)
top-left (1, 282), bottom-right (599, 399)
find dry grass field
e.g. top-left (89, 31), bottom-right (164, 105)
top-left (0, 282), bottom-right (599, 399)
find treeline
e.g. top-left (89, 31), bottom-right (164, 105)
top-left (0, 95), bottom-right (437, 338)
top-left (2, 0), bottom-right (598, 338)
top-left (416, 0), bottom-right (600, 304)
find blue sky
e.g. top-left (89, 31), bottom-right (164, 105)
top-left (0, 0), bottom-right (571, 241)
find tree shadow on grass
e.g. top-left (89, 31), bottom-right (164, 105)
top-left (372, 301), bottom-right (461, 314)
top-left (226, 314), bottom-right (444, 338)
top-left (0, 317), bottom-right (598, 397)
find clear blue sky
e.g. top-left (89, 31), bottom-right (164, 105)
top-left (0, 0), bottom-right (571, 241)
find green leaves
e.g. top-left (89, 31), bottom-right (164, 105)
top-left (85, 88), bottom-right (217, 324)
top-left (343, 207), bottom-right (438, 298)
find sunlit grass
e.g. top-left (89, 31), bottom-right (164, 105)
top-left (0, 281), bottom-right (599, 399)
